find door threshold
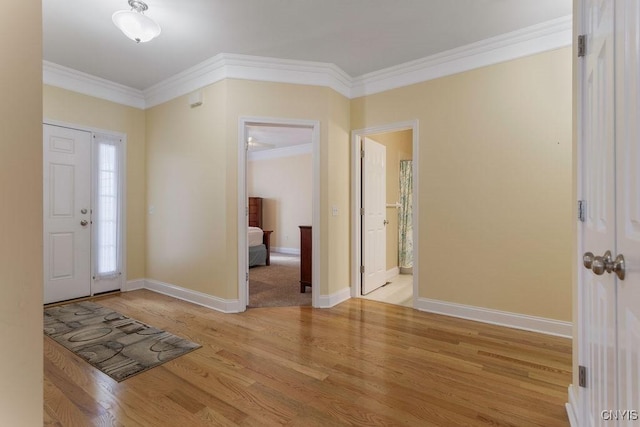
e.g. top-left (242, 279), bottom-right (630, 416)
top-left (44, 290), bottom-right (122, 308)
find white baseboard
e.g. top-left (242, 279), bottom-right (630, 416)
top-left (272, 247), bottom-right (300, 255)
top-left (124, 279), bottom-right (145, 292)
top-left (415, 297), bottom-right (572, 338)
top-left (566, 385), bottom-right (580, 427)
top-left (125, 277), bottom-right (350, 311)
top-left (124, 278), bottom-right (244, 313)
top-left (385, 267), bottom-right (400, 281)
top-left (317, 287), bottom-right (351, 308)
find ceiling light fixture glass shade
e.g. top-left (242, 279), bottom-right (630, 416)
top-left (112, 0), bottom-right (161, 43)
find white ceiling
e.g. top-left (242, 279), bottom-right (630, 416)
top-left (43, 0), bottom-right (572, 91)
top-left (247, 124), bottom-right (313, 151)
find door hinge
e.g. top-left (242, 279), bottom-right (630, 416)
top-left (360, 265), bottom-right (364, 274)
top-left (246, 206), bottom-right (249, 216)
top-left (578, 200), bottom-right (586, 222)
top-left (578, 35), bottom-right (586, 57)
top-left (360, 207), bottom-right (364, 216)
top-left (578, 365), bottom-right (587, 387)
top-left (246, 272), bottom-right (249, 281)
top-left (360, 149), bottom-right (364, 158)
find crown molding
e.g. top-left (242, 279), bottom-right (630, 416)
top-left (248, 143), bottom-right (312, 161)
top-left (143, 53), bottom-right (352, 108)
top-left (43, 15), bottom-right (572, 108)
top-left (350, 14), bottom-right (572, 98)
top-left (43, 61), bottom-right (146, 109)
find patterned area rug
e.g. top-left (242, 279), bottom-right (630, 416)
top-left (44, 301), bottom-right (200, 382)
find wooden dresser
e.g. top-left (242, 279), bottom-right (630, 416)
top-left (299, 226), bottom-right (312, 292)
top-left (248, 197), bottom-right (263, 229)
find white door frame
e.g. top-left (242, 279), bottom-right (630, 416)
top-left (44, 119), bottom-right (128, 295)
top-left (351, 120), bottom-right (419, 304)
top-left (237, 117), bottom-right (321, 309)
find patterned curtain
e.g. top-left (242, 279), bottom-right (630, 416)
top-left (398, 160), bottom-right (413, 269)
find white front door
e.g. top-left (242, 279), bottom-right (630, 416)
top-left (580, 0), bottom-right (640, 424)
top-left (614, 0), bottom-right (640, 419)
top-left (43, 125), bottom-right (92, 304)
top-left (362, 137), bottom-right (387, 294)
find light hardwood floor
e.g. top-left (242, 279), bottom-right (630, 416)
top-left (44, 289), bottom-right (571, 426)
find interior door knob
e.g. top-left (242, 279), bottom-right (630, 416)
top-left (592, 250), bottom-right (612, 275)
top-left (611, 254), bottom-right (625, 280)
top-left (583, 250), bottom-right (625, 280)
top-left (80, 220), bottom-right (88, 226)
top-left (383, 219), bottom-right (389, 226)
top-left (592, 256), bottom-right (606, 275)
top-left (583, 252), bottom-right (594, 269)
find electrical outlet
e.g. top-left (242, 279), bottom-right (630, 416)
top-left (332, 206), bottom-right (338, 216)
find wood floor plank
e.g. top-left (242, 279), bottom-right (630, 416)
top-left (44, 289), bottom-right (572, 426)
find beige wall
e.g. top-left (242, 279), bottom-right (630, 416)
top-left (41, 45), bottom-right (571, 324)
top-left (145, 79), bottom-right (351, 299)
top-left (43, 85), bottom-right (147, 280)
top-left (326, 89), bottom-right (352, 292)
top-left (369, 130), bottom-right (413, 270)
top-left (352, 47), bottom-right (573, 321)
top-left (225, 80), bottom-right (351, 297)
top-left (146, 82), bottom-right (228, 296)
top-left (0, 0), bottom-right (43, 423)
top-left (248, 153), bottom-right (312, 251)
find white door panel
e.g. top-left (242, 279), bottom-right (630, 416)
top-left (44, 125), bottom-right (92, 304)
top-left (615, 0), bottom-right (640, 419)
top-left (582, 0), bottom-right (617, 420)
top-left (580, 0), bottom-right (640, 424)
top-left (362, 137), bottom-right (387, 294)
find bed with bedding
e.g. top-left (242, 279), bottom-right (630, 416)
top-left (248, 197), bottom-right (273, 267)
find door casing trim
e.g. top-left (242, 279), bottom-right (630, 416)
top-left (43, 118), bottom-right (127, 296)
top-left (237, 117), bottom-right (320, 310)
top-left (351, 120), bottom-right (419, 304)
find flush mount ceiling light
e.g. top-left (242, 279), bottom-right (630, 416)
top-left (112, 0), bottom-right (161, 43)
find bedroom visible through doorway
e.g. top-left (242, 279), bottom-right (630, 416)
top-left (243, 122), bottom-right (315, 308)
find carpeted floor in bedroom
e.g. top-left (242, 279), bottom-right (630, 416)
top-left (248, 252), bottom-right (311, 308)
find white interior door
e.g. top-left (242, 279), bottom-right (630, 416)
top-left (580, 0), bottom-right (640, 424)
top-left (362, 137), bottom-right (387, 294)
top-left (43, 124), bottom-right (92, 304)
top-left (581, 0), bottom-right (617, 423)
top-left (615, 0), bottom-right (640, 418)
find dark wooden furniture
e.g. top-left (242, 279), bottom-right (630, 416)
top-left (248, 197), bottom-right (273, 265)
top-left (248, 197), bottom-right (263, 229)
top-left (299, 226), bottom-right (312, 292)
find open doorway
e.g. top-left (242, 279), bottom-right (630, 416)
top-left (238, 118), bottom-right (320, 309)
top-left (246, 124), bottom-right (313, 307)
top-left (352, 121), bottom-right (418, 308)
